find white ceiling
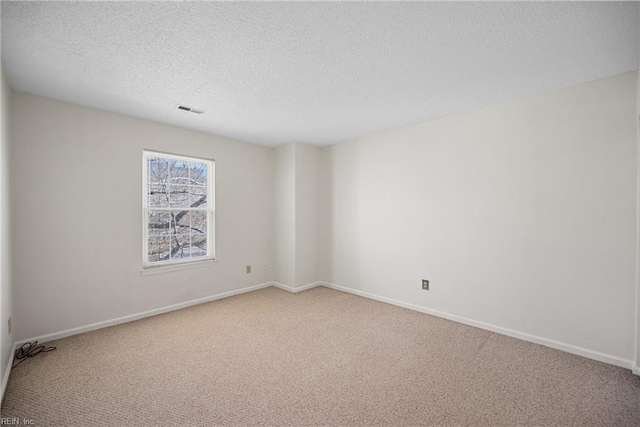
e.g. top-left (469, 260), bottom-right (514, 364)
top-left (2, 2), bottom-right (639, 147)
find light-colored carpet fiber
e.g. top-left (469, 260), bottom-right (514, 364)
top-left (2, 286), bottom-right (640, 426)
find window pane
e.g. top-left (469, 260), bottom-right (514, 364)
top-left (171, 234), bottom-right (190, 259)
top-left (168, 184), bottom-right (190, 208)
top-left (148, 210), bottom-right (171, 235)
top-left (190, 211), bottom-right (207, 236)
top-left (192, 210), bottom-right (206, 258)
top-left (174, 212), bottom-right (208, 259)
top-left (188, 162), bottom-right (208, 207)
top-left (169, 160), bottom-right (189, 180)
top-left (191, 236), bottom-right (207, 258)
top-left (148, 235), bottom-right (170, 262)
top-left (167, 160), bottom-right (188, 208)
top-left (173, 211), bottom-right (191, 234)
top-left (188, 162), bottom-right (207, 183)
top-left (189, 193), bottom-right (207, 208)
top-left (147, 157), bottom-right (170, 207)
top-left (148, 183), bottom-right (169, 207)
top-left (189, 186), bottom-right (207, 208)
top-left (148, 157), bottom-right (169, 180)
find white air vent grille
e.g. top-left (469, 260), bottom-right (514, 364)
top-left (177, 105), bottom-right (205, 115)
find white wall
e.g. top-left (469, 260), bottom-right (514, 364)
top-left (10, 92), bottom-right (275, 341)
top-left (635, 66), bottom-right (640, 370)
top-left (4, 71), bottom-right (639, 369)
top-left (295, 143), bottom-right (322, 287)
top-left (1, 71), bottom-right (13, 386)
top-left (317, 150), bottom-right (332, 282)
top-left (324, 71), bottom-right (638, 362)
top-left (273, 144), bottom-right (296, 286)
top-left (273, 142), bottom-right (324, 288)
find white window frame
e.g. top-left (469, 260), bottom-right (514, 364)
top-left (142, 150), bottom-right (215, 269)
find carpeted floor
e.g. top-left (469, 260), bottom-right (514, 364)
top-left (2, 286), bottom-right (640, 426)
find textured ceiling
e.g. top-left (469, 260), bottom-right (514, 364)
top-left (2, 2), bottom-right (639, 147)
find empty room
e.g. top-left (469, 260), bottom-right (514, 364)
top-left (1, 1), bottom-right (639, 426)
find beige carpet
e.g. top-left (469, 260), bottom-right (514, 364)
top-left (2, 286), bottom-right (640, 426)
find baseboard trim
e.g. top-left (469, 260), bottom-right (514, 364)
top-left (13, 281), bottom-right (275, 348)
top-left (1, 342), bottom-right (17, 404)
top-left (272, 281), bottom-right (322, 293)
top-left (320, 281), bottom-right (634, 370)
top-left (7, 278), bottom-right (634, 390)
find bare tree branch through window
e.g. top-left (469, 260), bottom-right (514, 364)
top-left (143, 152), bottom-right (214, 265)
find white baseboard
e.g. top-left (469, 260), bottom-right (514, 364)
top-left (320, 281), bottom-right (634, 371)
top-left (272, 281), bottom-right (322, 293)
top-left (2, 279), bottom-right (321, 400)
top-left (13, 281), bottom-right (275, 348)
top-left (2, 281), bottom-right (279, 402)
top-left (1, 342), bottom-right (17, 404)
top-left (5, 278), bottom-right (635, 397)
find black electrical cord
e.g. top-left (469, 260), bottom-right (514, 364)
top-left (12, 341), bottom-right (56, 368)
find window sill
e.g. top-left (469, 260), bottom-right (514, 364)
top-left (140, 259), bottom-right (217, 276)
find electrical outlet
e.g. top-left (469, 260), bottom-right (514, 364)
top-left (246, 265), bottom-right (251, 274)
top-left (422, 279), bottom-right (429, 290)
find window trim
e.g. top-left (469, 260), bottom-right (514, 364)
top-left (142, 149), bottom-right (216, 269)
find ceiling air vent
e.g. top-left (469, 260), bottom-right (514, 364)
top-left (177, 105), bottom-right (205, 115)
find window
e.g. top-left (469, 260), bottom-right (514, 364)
top-left (143, 150), bottom-right (215, 266)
